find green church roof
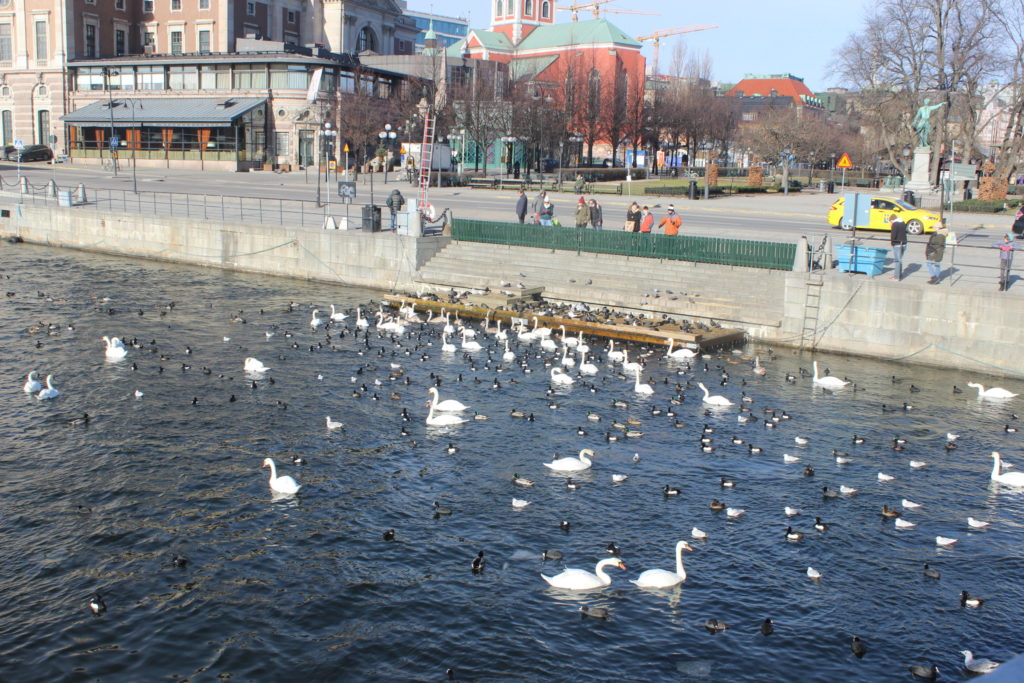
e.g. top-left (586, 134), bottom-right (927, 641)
top-left (518, 19), bottom-right (641, 50)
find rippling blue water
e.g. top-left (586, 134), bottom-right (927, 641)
top-left (1, 242), bottom-right (1022, 682)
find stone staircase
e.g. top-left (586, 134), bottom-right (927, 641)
top-left (413, 240), bottom-right (788, 328)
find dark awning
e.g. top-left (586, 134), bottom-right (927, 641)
top-left (62, 97), bottom-right (266, 128)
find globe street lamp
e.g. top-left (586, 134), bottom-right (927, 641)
top-left (379, 124), bottom-right (396, 183)
top-left (316, 121), bottom-right (337, 207)
top-left (500, 135), bottom-right (516, 178)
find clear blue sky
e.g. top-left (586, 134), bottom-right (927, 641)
top-left (405, 0), bottom-right (874, 91)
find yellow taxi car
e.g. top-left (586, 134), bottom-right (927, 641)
top-left (827, 196), bottom-right (942, 234)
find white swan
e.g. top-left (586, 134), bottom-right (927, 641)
top-left (576, 330), bottom-right (589, 354)
top-left (36, 374), bottom-right (59, 400)
top-left (540, 336), bottom-right (557, 352)
top-left (631, 540), bottom-right (694, 588)
top-left (621, 349), bottom-right (641, 373)
top-left (579, 353), bottom-right (598, 376)
top-left (310, 309), bottom-right (324, 329)
top-left (440, 332), bottom-right (456, 353)
top-left (426, 400), bottom-right (468, 427)
top-left (607, 339), bottom-right (624, 363)
top-left (698, 382), bottom-right (733, 406)
top-left (665, 338), bottom-right (697, 360)
top-left (812, 361), bottom-right (849, 388)
top-left (427, 387), bottom-right (468, 412)
top-left (753, 356), bottom-right (767, 376)
top-left (991, 451), bottom-right (1024, 486)
top-left (103, 336), bottom-right (127, 360)
top-left (544, 448), bottom-right (594, 472)
top-left (442, 312), bottom-right (455, 335)
top-left (494, 319), bottom-right (508, 341)
top-left (541, 557), bottom-right (627, 590)
top-left (326, 416), bottom-right (344, 430)
top-left (967, 382), bottom-right (1018, 399)
top-left (244, 357), bottom-right (269, 373)
top-left (633, 366), bottom-right (654, 395)
top-left (501, 339), bottom-right (515, 362)
top-left (23, 371), bottom-right (42, 393)
top-left (355, 307), bottom-right (369, 329)
top-left (516, 319), bottom-right (536, 342)
top-left (561, 325), bottom-right (579, 347)
top-left (550, 367), bottom-right (575, 386)
top-left (460, 329), bottom-right (482, 351)
top-left (329, 304), bottom-right (348, 321)
top-left (262, 457), bottom-right (300, 494)
top-left (560, 345), bottom-right (576, 368)
top-left (532, 316), bottom-right (552, 338)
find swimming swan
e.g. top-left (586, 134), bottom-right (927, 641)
top-left (991, 451), bottom-right (1024, 486)
top-left (244, 357), bottom-right (269, 373)
top-left (103, 336), bottom-right (127, 360)
top-left (310, 309), bottom-right (324, 329)
top-left (967, 382), bottom-right (1018, 399)
top-left (262, 457), bottom-right (300, 494)
top-left (329, 304), bottom-right (348, 321)
top-left (630, 540), bottom-right (694, 588)
top-left (23, 371), bottom-right (42, 393)
top-left (427, 387), bottom-right (468, 412)
top-left (541, 557), bottom-right (627, 590)
top-left (633, 366), bottom-right (654, 395)
top-left (550, 367), bottom-right (575, 386)
top-left (426, 400), bottom-right (468, 427)
top-left (698, 382), bottom-right (733, 406)
top-left (579, 353), bottom-right (598, 376)
top-left (606, 340), bottom-right (624, 363)
top-left (812, 361), bottom-right (849, 388)
top-left (544, 448), bottom-right (594, 472)
top-left (36, 374), bottom-right (59, 400)
top-left (666, 338), bottom-right (697, 360)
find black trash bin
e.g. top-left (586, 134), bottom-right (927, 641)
top-left (688, 180), bottom-right (699, 200)
top-left (362, 204), bottom-right (382, 232)
top-left (826, 181), bottom-right (836, 193)
top-left (902, 190), bottom-right (916, 207)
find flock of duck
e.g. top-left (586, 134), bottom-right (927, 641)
top-left (18, 293), bottom-right (1023, 679)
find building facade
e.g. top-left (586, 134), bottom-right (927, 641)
top-left (402, 7), bottom-right (467, 53)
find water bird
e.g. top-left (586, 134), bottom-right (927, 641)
top-left (326, 416), bottom-right (344, 430)
top-left (704, 619), bottom-right (728, 633)
top-left (720, 477), bottom-right (736, 488)
top-left (22, 371), bottom-right (42, 393)
top-left (991, 451), bottom-right (1024, 485)
top-left (839, 485), bottom-right (857, 495)
top-left (560, 520), bottom-right (571, 532)
top-left (663, 485), bottom-right (681, 496)
top-left (709, 499), bottom-right (725, 510)
top-left (902, 499), bottom-right (922, 509)
top-left (1005, 424), bottom-right (1018, 433)
top-left (748, 443), bottom-right (762, 454)
top-left (67, 413), bottom-right (90, 426)
top-left (36, 375), bottom-right (59, 400)
top-left (804, 465), bottom-right (815, 477)
top-left (382, 529), bottom-right (395, 541)
top-left (433, 501), bottom-right (452, 516)
top-left (852, 435), bottom-right (865, 444)
top-left (878, 472), bottom-right (895, 482)
top-left (691, 527), bottom-right (707, 540)
top-left (850, 636), bottom-right (867, 658)
top-left (909, 460), bottom-right (927, 469)
top-left (966, 381), bottom-right (1018, 399)
top-left (512, 473), bottom-right (534, 487)
top-left (261, 458), bottom-right (299, 494)
top-left (89, 592), bottom-right (106, 615)
top-left (807, 566), bottom-right (822, 579)
top-left (812, 361), bottom-right (849, 388)
top-left (822, 486), bottom-right (838, 499)
top-left (908, 664), bottom-right (939, 680)
top-left (427, 386), bottom-right (468, 412)
top-left (785, 506), bottom-right (801, 517)
top-left (881, 505), bottom-right (900, 518)
top-left (544, 449), bottom-right (594, 472)
top-left (244, 357), bottom-right (269, 373)
top-left (783, 453), bottom-right (800, 464)
top-left (579, 604), bottom-right (609, 619)
top-left (103, 336), bottom-right (127, 360)
top-left (960, 590), bottom-right (984, 608)
top-left (631, 540), bottom-right (693, 588)
top-left (967, 517), bottom-right (990, 529)
top-left (726, 507), bottom-right (745, 518)
top-left (541, 557), bottom-right (627, 590)
top-left (924, 563), bottom-right (940, 579)
top-left (895, 518), bottom-right (916, 529)
top-left (794, 436), bottom-right (809, 445)
top-left (541, 550), bottom-right (563, 561)
top-left (172, 555), bottom-right (188, 568)
top-left (814, 517), bottom-right (829, 531)
top-left (566, 478), bottom-right (580, 490)
top-left (698, 382), bottom-right (733, 406)
top-left (550, 367), bottom-right (574, 386)
top-left (936, 536), bottom-right (958, 547)
top-left (960, 650), bottom-right (1000, 674)
top-left (785, 527), bottom-right (804, 541)
top-left (471, 551), bottom-right (485, 573)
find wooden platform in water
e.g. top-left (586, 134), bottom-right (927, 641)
top-left (383, 294), bottom-right (745, 351)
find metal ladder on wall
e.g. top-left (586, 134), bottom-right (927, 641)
top-left (417, 110), bottom-right (435, 209)
top-left (799, 271), bottom-right (824, 350)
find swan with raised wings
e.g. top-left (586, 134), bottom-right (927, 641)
top-left (631, 540), bottom-right (693, 588)
top-left (699, 382), bottom-right (733, 406)
top-left (812, 361), bottom-right (849, 388)
top-left (544, 449), bottom-right (594, 472)
top-left (244, 357), bottom-right (269, 373)
top-left (541, 557), bottom-right (627, 590)
top-left (991, 451), bottom-right (1024, 486)
top-left (967, 382), bottom-right (1018, 399)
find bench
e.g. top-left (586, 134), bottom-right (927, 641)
top-left (468, 177), bottom-right (496, 189)
top-left (589, 183), bottom-right (623, 195)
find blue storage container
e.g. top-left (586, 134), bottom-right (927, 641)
top-left (835, 244), bottom-right (888, 276)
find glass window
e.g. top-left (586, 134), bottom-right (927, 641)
top-left (200, 0), bottom-right (209, 7)
top-left (115, 0), bottom-right (125, 8)
top-left (233, 66), bottom-right (267, 90)
top-left (144, 31), bottom-right (156, 52)
top-left (137, 65), bottom-right (165, 90)
top-left (541, 1), bottom-right (549, 19)
top-left (274, 131), bottom-right (289, 155)
top-left (0, 24), bottom-right (13, 63)
top-left (287, 10), bottom-right (296, 23)
top-left (168, 66), bottom-right (198, 90)
top-left (357, 27), bottom-right (376, 52)
top-left (144, 0), bottom-right (153, 11)
top-left (110, 69), bottom-right (135, 90)
top-left (170, 30), bottom-right (183, 54)
top-left (172, 0), bottom-right (181, 9)
top-left (319, 70), bottom-right (336, 92)
top-left (34, 21), bottom-right (47, 64)
top-left (37, 110), bottom-right (49, 145)
top-left (269, 65), bottom-right (308, 90)
top-left (198, 30), bottom-right (210, 53)
top-left (76, 67), bottom-right (105, 91)
top-left (1, 110), bottom-right (10, 145)
top-left (85, 24), bottom-right (97, 58)
top-left (339, 72), bottom-right (354, 93)
top-left (494, 0), bottom-right (500, 15)
top-left (525, 0), bottom-right (533, 14)
top-left (115, 29), bottom-right (125, 56)
top-left (246, 1), bottom-right (255, 15)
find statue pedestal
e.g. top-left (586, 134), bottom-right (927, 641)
top-left (905, 146), bottom-right (932, 191)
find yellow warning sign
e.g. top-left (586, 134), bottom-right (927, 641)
top-left (400, 145), bottom-right (407, 154)
top-left (343, 143), bottom-right (350, 153)
top-left (328, 160), bottom-right (337, 170)
top-left (836, 153), bottom-right (853, 169)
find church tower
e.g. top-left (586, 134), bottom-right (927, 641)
top-left (490, 0), bottom-right (556, 45)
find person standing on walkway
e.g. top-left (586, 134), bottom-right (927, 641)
top-left (575, 196), bottom-right (590, 228)
top-left (889, 213), bottom-right (908, 280)
top-left (658, 205), bottom-right (681, 236)
top-left (574, 173), bottom-right (585, 194)
top-left (995, 233), bottom-right (1015, 291)
top-left (385, 188), bottom-right (405, 231)
top-left (639, 206), bottom-right (654, 234)
top-left (539, 198), bottom-right (555, 226)
top-left (588, 198), bottom-right (603, 230)
top-left (532, 190), bottom-right (547, 225)
top-left (626, 201), bottom-right (641, 232)
top-left (924, 221), bottom-right (948, 284)
top-left (515, 189), bottom-right (528, 224)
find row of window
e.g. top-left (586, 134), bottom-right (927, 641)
top-left (0, 21), bottom-right (49, 65)
top-left (73, 65), bottom-right (393, 98)
top-left (495, 0), bottom-right (551, 19)
top-left (93, 0), bottom-right (213, 10)
top-left (0, 109), bottom-right (52, 146)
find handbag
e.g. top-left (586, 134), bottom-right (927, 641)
top-left (624, 220), bottom-right (636, 231)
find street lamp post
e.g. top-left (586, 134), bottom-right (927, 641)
top-left (830, 152), bottom-right (836, 186)
top-left (808, 152), bottom-right (814, 186)
top-left (901, 144), bottom-right (911, 189)
top-left (117, 98), bottom-right (141, 195)
top-left (378, 123), bottom-right (396, 183)
top-left (519, 136), bottom-right (531, 182)
top-left (782, 146), bottom-right (791, 196)
top-left (500, 135), bottom-right (516, 178)
top-left (106, 68), bottom-right (119, 177)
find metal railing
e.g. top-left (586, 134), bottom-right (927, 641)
top-left (452, 219), bottom-right (798, 271)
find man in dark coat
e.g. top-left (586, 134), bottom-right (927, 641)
top-left (889, 213), bottom-right (908, 280)
top-left (515, 189), bottom-right (528, 223)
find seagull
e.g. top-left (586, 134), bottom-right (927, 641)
top-left (960, 650), bottom-right (1000, 674)
top-left (967, 517), bottom-right (990, 529)
top-left (894, 518), bottom-right (916, 529)
top-left (936, 536), bottom-right (959, 547)
top-left (902, 499), bottom-right (922, 509)
top-left (784, 506), bottom-right (801, 517)
top-left (691, 527), bottom-right (708, 539)
top-left (512, 498), bottom-right (531, 508)
top-left (807, 566), bottom-right (821, 579)
top-left (878, 472), bottom-right (896, 482)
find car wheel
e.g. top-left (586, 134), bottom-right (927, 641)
top-left (906, 219), bottom-right (924, 234)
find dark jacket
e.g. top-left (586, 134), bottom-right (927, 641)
top-left (890, 219), bottom-right (908, 245)
top-left (515, 193), bottom-right (528, 219)
top-left (626, 206), bottom-right (641, 232)
top-left (925, 232), bottom-right (946, 262)
top-left (589, 202), bottom-right (603, 227)
top-left (386, 189), bottom-right (405, 212)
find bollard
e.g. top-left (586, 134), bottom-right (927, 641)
top-left (74, 183), bottom-right (87, 204)
top-left (20, 176), bottom-right (29, 193)
top-left (794, 236), bottom-right (810, 272)
top-left (46, 179), bottom-right (57, 197)
top-left (822, 235), bottom-right (834, 271)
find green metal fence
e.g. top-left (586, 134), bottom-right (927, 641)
top-left (451, 219), bottom-right (797, 271)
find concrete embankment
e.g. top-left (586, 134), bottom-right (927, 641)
top-left (3, 200), bottom-right (1022, 377)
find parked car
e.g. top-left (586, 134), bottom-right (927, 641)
top-left (4, 144), bottom-right (53, 162)
top-left (827, 196), bottom-right (941, 234)
top-left (540, 158), bottom-right (560, 173)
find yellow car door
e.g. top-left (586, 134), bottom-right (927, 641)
top-left (870, 199), bottom-right (898, 230)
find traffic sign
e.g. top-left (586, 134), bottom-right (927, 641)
top-left (328, 159), bottom-right (337, 171)
top-left (836, 153), bottom-right (853, 169)
top-left (13, 139), bottom-right (23, 150)
top-left (337, 181), bottom-right (356, 202)
top-left (949, 162), bottom-right (976, 181)
top-left (110, 136), bottom-right (120, 149)
top-left (342, 143), bottom-right (350, 153)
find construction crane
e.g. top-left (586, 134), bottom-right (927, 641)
top-left (637, 25), bottom-right (718, 77)
top-left (557, 0), bottom-right (621, 21)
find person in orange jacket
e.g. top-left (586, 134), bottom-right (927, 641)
top-left (639, 206), bottom-right (654, 233)
top-left (658, 204), bottom-right (681, 235)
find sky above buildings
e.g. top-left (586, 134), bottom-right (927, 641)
top-left (405, 0), bottom-right (875, 91)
